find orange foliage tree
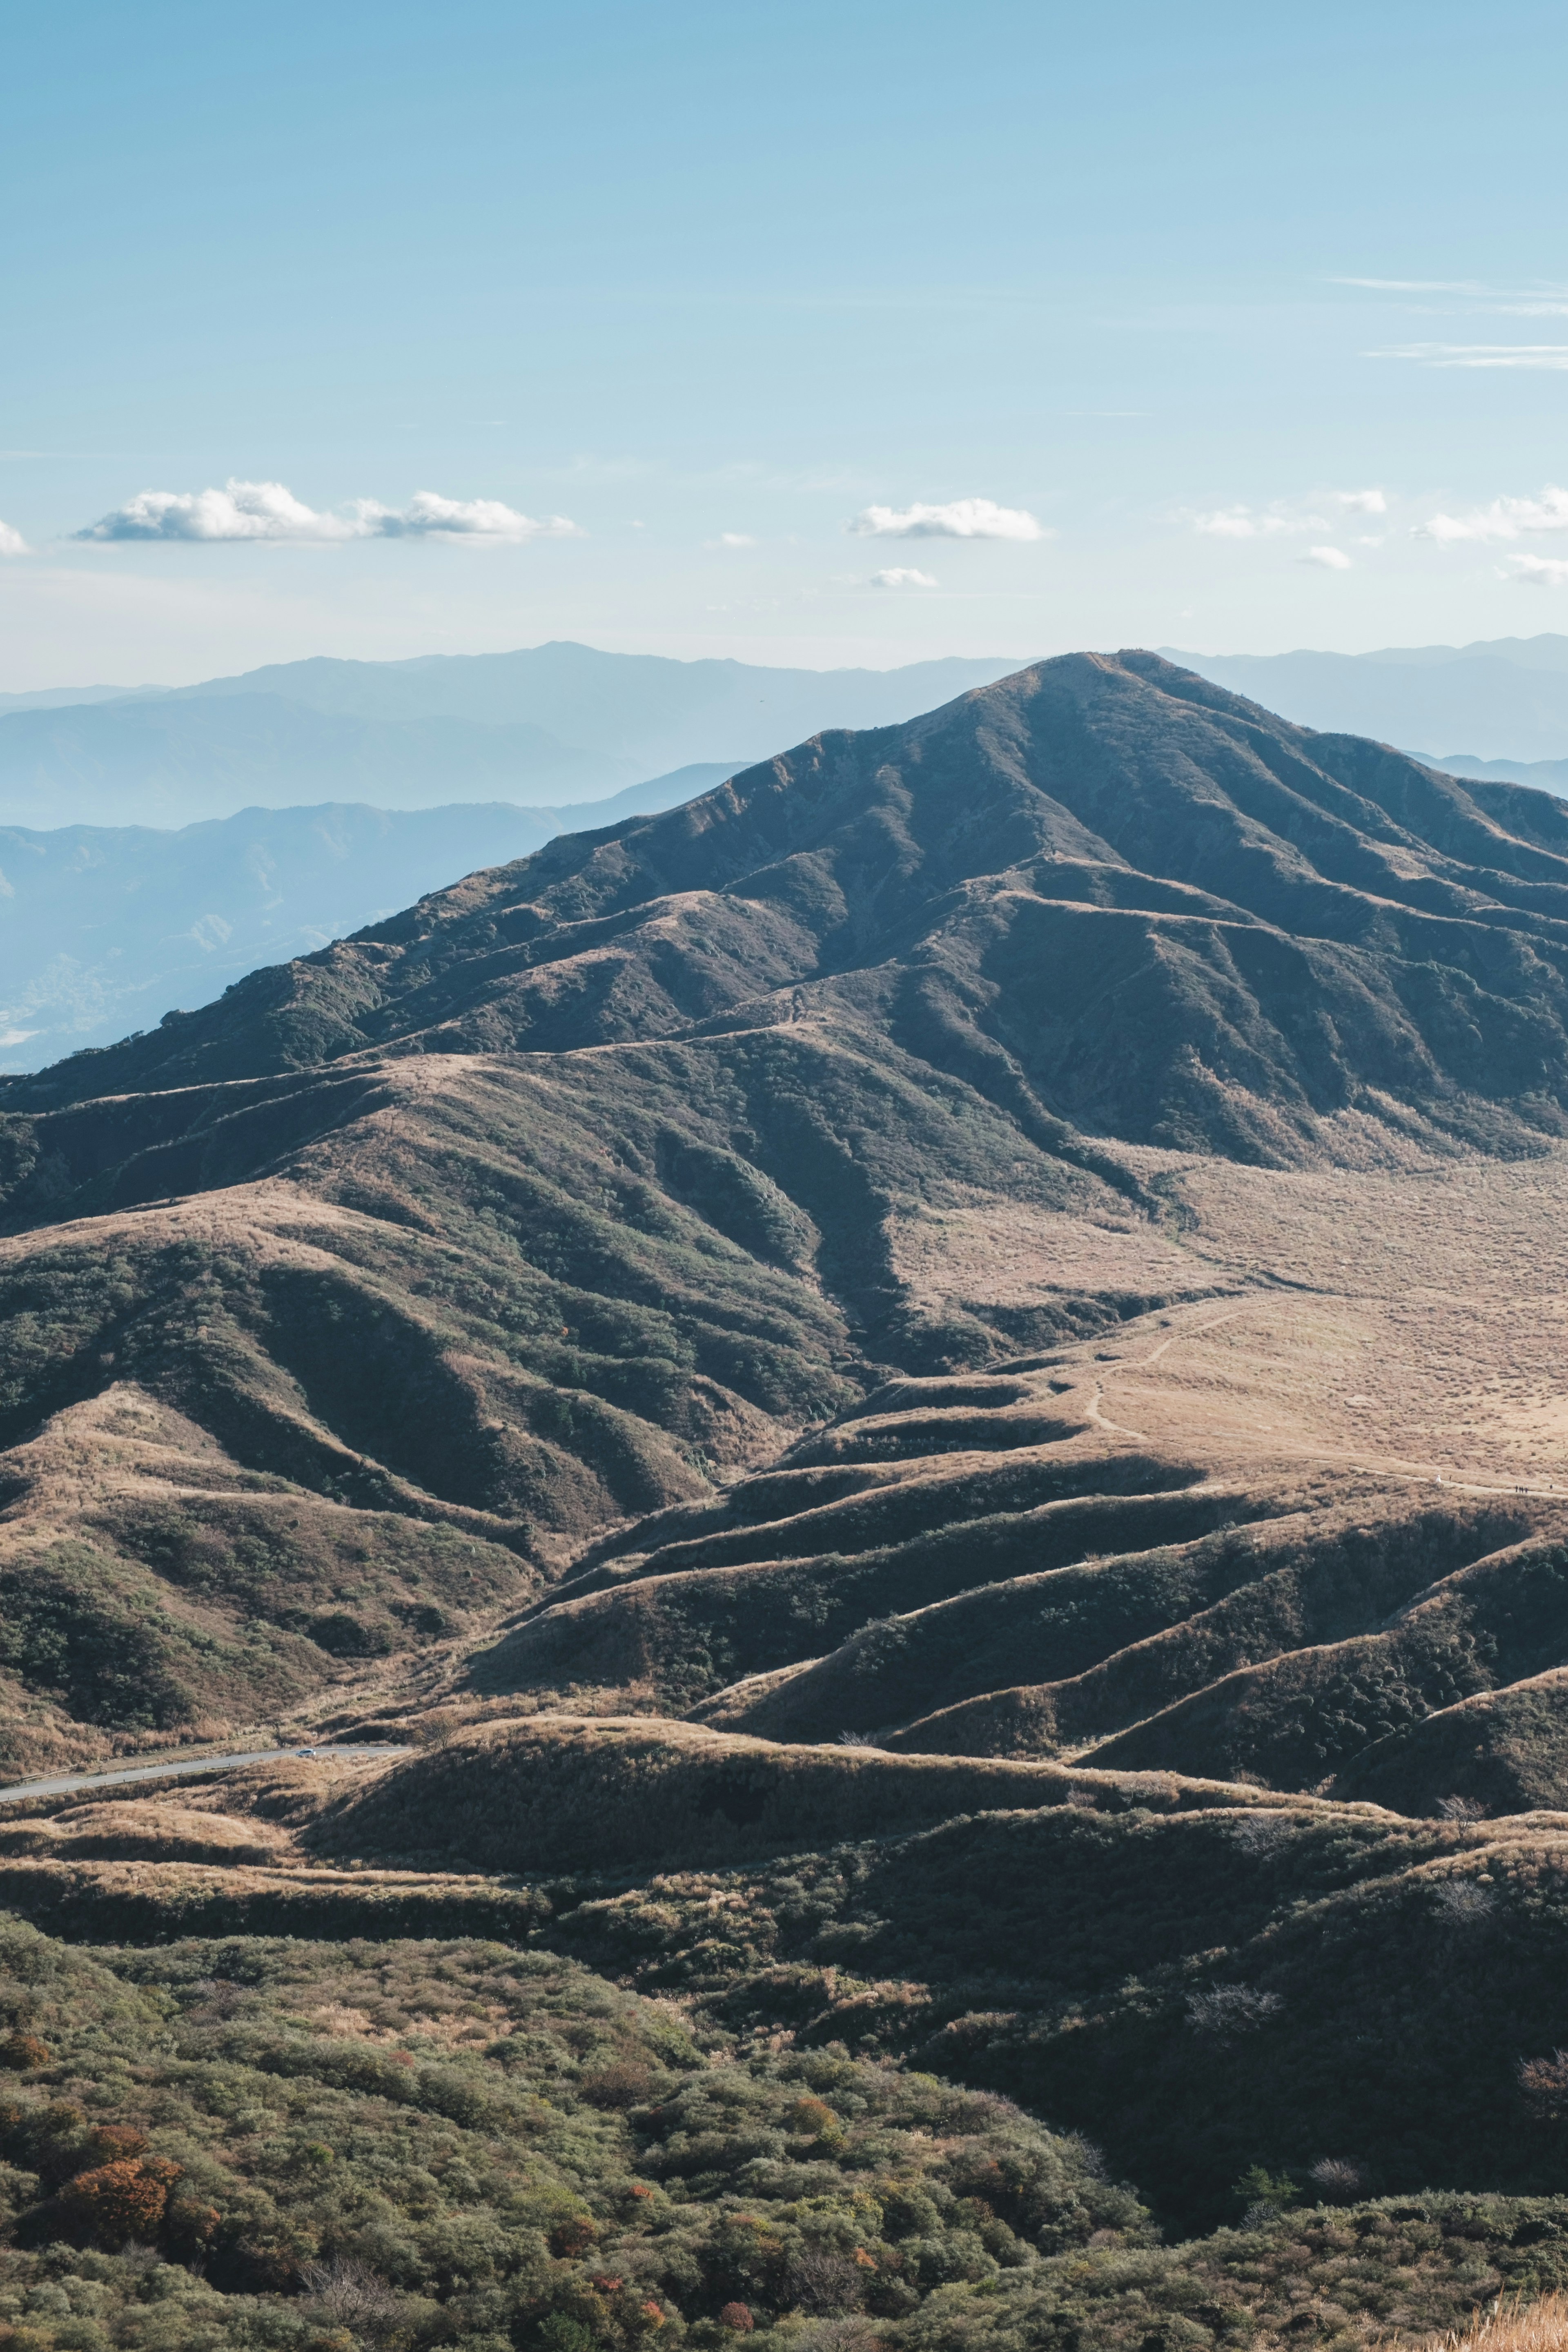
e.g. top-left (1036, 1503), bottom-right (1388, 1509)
top-left (61, 2155), bottom-right (182, 2246)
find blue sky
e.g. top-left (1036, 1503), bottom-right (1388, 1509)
top-left (4, 0), bottom-right (1568, 684)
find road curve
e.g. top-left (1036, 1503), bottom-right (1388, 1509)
top-left (0, 1743), bottom-right (410, 1808)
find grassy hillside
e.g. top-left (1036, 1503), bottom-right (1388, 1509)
top-left (319, 1713), bottom-right (1299, 1873)
top-left (0, 771), bottom-right (728, 1076)
top-left (1332, 1668), bottom-right (1568, 1814)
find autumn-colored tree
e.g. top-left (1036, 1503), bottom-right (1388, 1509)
top-left (719, 2305), bottom-right (754, 2332)
top-left (61, 2154), bottom-right (181, 2245)
top-left (0, 2034), bottom-right (50, 2072)
top-left (550, 2215), bottom-right (600, 2257)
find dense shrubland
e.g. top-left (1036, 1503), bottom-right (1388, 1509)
top-left (0, 1914), bottom-right (1142, 2352)
top-left (0, 1900), bottom-right (1559, 2352)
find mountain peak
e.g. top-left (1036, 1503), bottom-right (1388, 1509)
top-left (11, 651), bottom-right (1568, 1181)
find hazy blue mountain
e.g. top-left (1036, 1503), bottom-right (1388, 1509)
top-left (0, 764), bottom-right (731, 1074)
top-left (0, 684), bottom-right (167, 715)
top-left (1434, 751), bottom-right (1568, 795)
top-left (157, 641), bottom-right (1024, 766)
top-left (0, 645), bottom-right (1020, 827)
top-left (0, 693), bottom-right (638, 828)
top-left (1164, 636), bottom-right (1568, 762)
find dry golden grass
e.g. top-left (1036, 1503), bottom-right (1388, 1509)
top-left (896, 1140), bottom-right (1568, 1493)
top-left (0, 1798), bottom-right (290, 1865)
top-left (1419, 2291), bottom-right (1568, 2352)
top-left (320, 1706), bottom-right (1347, 1873)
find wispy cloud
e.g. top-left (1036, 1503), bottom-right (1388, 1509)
top-left (1333, 277), bottom-right (1568, 303)
top-left (1194, 487), bottom-right (1382, 541)
top-left (1331, 276), bottom-right (1495, 294)
top-left (848, 496), bottom-right (1045, 541)
top-left (0, 520), bottom-right (29, 557)
top-left (705, 532), bottom-right (755, 549)
top-left (1187, 490), bottom-right (1380, 555)
top-left (1371, 343), bottom-right (1568, 370)
top-left (1301, 546), bottom-right (1353, 570)
top-left (1190, 502), bottom-right (1325, 539)
top-left (74, 478), bottom-right (581, 544)
top-left (1510, 555), bottom-right (1568, 588)
top-left (1416, 486), bottom-right (1568, 543)
top-left (870, 567), bottom-right (938, 588)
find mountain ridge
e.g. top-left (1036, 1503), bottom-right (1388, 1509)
top-left (16, 647), bottom-right (1568, 1167)
top-left (1169, 635), bottom-right (1568, 761)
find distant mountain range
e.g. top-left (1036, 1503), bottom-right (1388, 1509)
top-left (0, 644), bottom-right (1020, 829)
top-left (1168, 633), bottom-right (1568, 764)
top-left (9, 636), bottom-right (1568, 835)
top-left (0, 765), bottom-right (730, 1074)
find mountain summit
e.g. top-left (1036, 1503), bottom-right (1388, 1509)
top-left (17, 649), bottom-right (1568, 1163)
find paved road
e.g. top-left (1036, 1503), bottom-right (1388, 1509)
top-left (0, 1743), bottom-right (410, 1808)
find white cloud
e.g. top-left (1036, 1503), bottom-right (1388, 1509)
top-left (0, 520), bottom-right (30, 557)
top-left (1333, 488), bottom-right (1386, 514)
top-left (1372, 343), bottom-right (1568, 370)
top-left (870, 567), bottom-right (938, 588)
top-left (1301, 546), bottom-right (1353, 570)
top-left (1191, 503), bottom-right (1325, 539)
top-left (1416, 485), bottom-right (1568, 543)
top-left (1510, 555), bottom-right (1568, 588)
top-left (1334, 278), bottom-right (1568, 306)
top-left (1193, 507), bottom-right (1267, 539)
top-left (847, 496), bottom-right (1045, 541)
top-left (373, 490), bottom-right (580, 541)
top-left (74, 478), bottom-right (580, 544)
top-left (705, 532), bottom-right (755, 548)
